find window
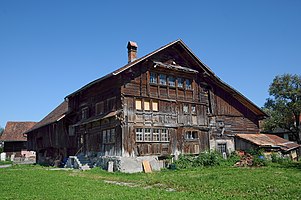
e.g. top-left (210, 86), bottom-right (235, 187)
top-left (150, 72), bottom-right (157, 84)
top-left (110, 129), bottom-right (115, 143)
top-left (153, 129), bottom-right (160, 141)
top-left (82, 107), bottom-right (89, 120)
top-left (95, 102), bottom-right (104, 115)
top-left (135, 99), bottom-right (142, 110)
top-left (102, 130), bottom-right (107, 143)
top-left (144, 100), bottom-right (150, 111)
top-left (159, 74), bottom-right (167, 85)
top-left (183, 104), bottom-right (189, 113)
top-left (135, 128), bottom-right (169, 142)
top-left (217, 143), bottom-right (227, 154)
top-left (168, 76), bottom-right (175, 87)
top-left (107, 97), bottom-right (116, 111)
top-left (185, 131), bottom-right (198, 140)
top-left (177, 78), bottom-right (184, 88)
top-left (144, 128), bottom-right (151, 141)
top-left (191, 105), bottom-right (196, 114)
top-left (152, 101), bottom-right (158, 112)
top-left (161, 129), bottom-right (169, 141)
top-left (136, 128), bottom-right (143, 142)
top-left (185, 79), bottom-right (192, 89)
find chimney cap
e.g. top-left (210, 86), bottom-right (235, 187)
top-left (127, 41), bottom-right (138, 50)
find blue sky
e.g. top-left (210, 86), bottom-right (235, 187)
top-left (0, 0), bottom-right (300, 128)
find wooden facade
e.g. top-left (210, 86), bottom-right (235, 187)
top-left (65, 40), bottom-right (266, 159)
top-left (27, 39), bottom-right (267, 164)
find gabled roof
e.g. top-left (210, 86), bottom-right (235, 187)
top-left (0, 122), bottom-right (36, 141)
top-left (65, 39), bottom-right (267, 117)
top-left (236, 133), bottom-right (300, 152)
top-left (25, 101), bottom-right (68, 134)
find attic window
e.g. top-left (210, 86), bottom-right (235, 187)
top-left (168, 76), bottom-right (175, 87)
top-left (177, 78), bottom-right (184, 88)
top-left (159, 74), bottom-right (167, 85)
top-left (185, 79), bottom-right (192, 89)
top-left (150, 72), bottom-right (157, 84)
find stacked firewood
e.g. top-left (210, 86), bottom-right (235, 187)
top-left (234, 152), bottom-right (253, 167)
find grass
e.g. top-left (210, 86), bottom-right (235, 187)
top-left (0, 160), bottom-right (12, 165)
top-left (0, 164), bottom-right (301, 199)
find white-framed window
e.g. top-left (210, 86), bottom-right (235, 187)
top-left (153, 129), bottom-right (160, 141)
top-left (183, 104), bottom-right (189, 113)
top-left (185, 131), bottom-right (198, 140)
top-left (150, 72), bottom-right (157, 84)
top-left (185, 79), bottom-right (192, 89)
top-left (144, 128), bottom-right (151, 141)
top-left (152, 101), bottom-right (158, 112)
top-left (159, 74), bottom-right (167, 85)
top-left (168, 76), bottom-right (175, 87)
top-left (177, 78), bottom-right (184, 88)
top-left (136, 128), bottom-right (143, 142)
top-left (161, 129), bottom-right (169, 141)
top-left (191, 105), bottom-right (196, 114)
top-left (135, 99), bottom-right (142, 110)
top-left (217, 143), bottom-right (227, 154)
top-left (135, 128), bottom-right (169, 142)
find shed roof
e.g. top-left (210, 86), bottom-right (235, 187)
top-left (0, 122), bottom-right (36, 141)
top-left (25, 101), bottom-right (68, 134)
top-left (236, 133), bottom-right (300, 152)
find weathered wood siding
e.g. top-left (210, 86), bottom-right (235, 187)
top-left (120, 61), bottom-right (210, 156)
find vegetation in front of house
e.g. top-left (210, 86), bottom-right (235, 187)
top-left (0, 163), bottom-right (301, 199)
top-left (173, 149), bottom-right (270, 169)
top-left (0, 160), bottom-right (12, 165)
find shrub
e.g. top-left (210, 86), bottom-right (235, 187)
top-left (246, 148), bottom-right (268, 166)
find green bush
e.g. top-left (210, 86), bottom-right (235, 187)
top-left (174, 151), bottom-right (232, 169)
top-left (246, 148), bottom-right (268, 166)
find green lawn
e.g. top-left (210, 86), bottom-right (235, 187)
top-left (0, 164), bottom-right (301, 199)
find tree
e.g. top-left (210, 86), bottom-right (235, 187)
top-left (0, 126), bottom-right (3, 136)
top-left (263, 74), bottom-right (301, 143)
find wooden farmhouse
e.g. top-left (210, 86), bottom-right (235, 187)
top-left (26, 39), bottom-right (268, 171)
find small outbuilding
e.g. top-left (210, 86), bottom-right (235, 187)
top-left (235, 133), bottom-right (300, 160)
top-left (0, 121), bottom-right (36, 159)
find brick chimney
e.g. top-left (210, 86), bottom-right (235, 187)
top-left (127, 41), bottom-right (138, 63)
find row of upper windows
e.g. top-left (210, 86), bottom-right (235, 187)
top-left (150, 72), bottom-right (192, 89)
top-left (81, 97), bottom-right (116, 120)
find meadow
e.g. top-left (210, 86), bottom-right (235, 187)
top-left (0, 163), bottom-right (301, 199)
